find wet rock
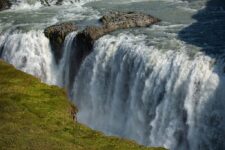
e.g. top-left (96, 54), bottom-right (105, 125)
top-left (100, 11), bottom-right (161, 28)
top-left (68, 11), bottom-right (160, 86)
top-left (56, 0), bottom-right (80, 5)
top-left (44, 22), bottom-right (77, 63)
top-left (40, 0), bottom-right (51, 6)
top-left (56, 0), bottom-right (63, 5)
top-left (76, 11), bottom-right (160, 53)
top-left (0, 0), bottom-right (11, 11)
top-left (44, 11), bottom-right (160, 84)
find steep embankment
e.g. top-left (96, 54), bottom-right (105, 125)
top-left (0, 60), bottom-right (165, 150)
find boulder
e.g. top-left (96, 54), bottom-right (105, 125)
top-left (76, 11), bottom-right (160, 53)
top-left (0, 0), bottom-right (11, 11)
top-left (44, 22), bottom-right (77, 63)
top-left (100, 11), bottom-right (161, 28)
top-left (44, 11), bottom-right (160, 87)
top-left (70, 11), bottom-right (160, 87)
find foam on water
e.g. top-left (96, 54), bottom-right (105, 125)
top-left (10, 1), bottom-right (42, 10)
top-left (57, 31), bottom-right (77, 88)
top-left (1, 0), bottom-right (225, 150)
top-left (9, 0), bottom-right (100, 10)
top-left (0, 30), bottom-right (57, 84)
top-left (72, 33), bottom-right (225, 150)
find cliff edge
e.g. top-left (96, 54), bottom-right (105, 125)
top-left (0, 60), bottom-right (165, 150)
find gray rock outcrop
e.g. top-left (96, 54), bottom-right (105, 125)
top-left (44, 11), bottom-right (160, 87)
top-left (76, 11), bottom-right (160, 55)
top-left (44, 22), bottom-right (77, 63)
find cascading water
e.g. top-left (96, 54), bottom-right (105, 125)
top-left (10, 0), bottom-right (42, 9)
top-left (72, 33), bottom-right (225, 150)
top-left (8, 0), bottom-right (100, 10)
top-left (57, 31), bottom-right (77, 88)
top-left (0, 30), bottom-right (57, 84)
top-left (0, 0), bottom-right (224, 150)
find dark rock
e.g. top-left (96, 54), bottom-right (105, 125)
top-left (56, 0), bottom-right (63, 5)
top-left (44, 22), bottom-right (77, 63)
top-left (40, 0), bottom-right (51, 6)
top-left (56, 0), bottom-right (80, 5)
top-left (76, 11), bottom-right (160, 54)
top-left (0, 0), bottom-right (11, 11)
top-left (44, 11), bottom-right (160, 87)
top-left (69, 11), bottom-right (160, 86)
top-left (100, 11), bottom-right (161, 28)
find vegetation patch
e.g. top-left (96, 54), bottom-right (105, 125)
top-left (0, 60), bottom-right (166, 150)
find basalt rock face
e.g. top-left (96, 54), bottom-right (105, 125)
top-left (100, 11), bottom-right (161, 28)
top-left (75, 11), bottom-right (160, 64)
top-left (70, 11), bottom-right (160, 86)
top-left (44, 22), bottom-right (77, 63)
top-left (0, 0), bottom-right (11, 11)
top-left (44, 11), bottom-right (160, 84)
top-left (40, 0), bottom-right (51, 6)
top-left (76, 11), bottom-right (161, 52)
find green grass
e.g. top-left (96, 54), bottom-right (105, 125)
top-left (0, 60), bottom-right (166, 150)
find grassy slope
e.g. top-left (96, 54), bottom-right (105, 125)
top-left (0, 60), bottom-right (166, 150)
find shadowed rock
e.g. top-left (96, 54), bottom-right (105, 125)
top-left (40, 0), bottom-right (51, 6)
top-left (44, 11), bottom-right (160, 63)
top-left (76, 11), bottom-right (161, 52)
top-left (44, 22), bottom-right (77, 63)
top-left (44, 11), bottom-right (160, 87)
top-left (0, 0), bottom-right (11, 11)
top-left (70, 11), bottom-right (160, 88)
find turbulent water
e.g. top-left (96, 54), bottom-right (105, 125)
top-left (0, 0), bottom-right (225, 150)
top-left (73, 33), bottom-right (225, 150)
top-left (0, 30), bottom-right (57, 84)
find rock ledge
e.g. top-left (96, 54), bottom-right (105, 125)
top-left (44, 22), bottom-right (77, 63)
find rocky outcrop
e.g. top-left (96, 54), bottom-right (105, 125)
top-left (44, 11), bottom-right (160, 63)
top-left (40, 0), bottom-right (51, 6)
top-left (100, 11), bottom-right (160, 28)
top-left (44, 22), bottom-right (77, 63)
top-left (44, 11), bottom-right (160, 86)
top-left (0, 0), bottom-right (11, 11)
top-left (71, 11), bottom-right (160, 87)
top-left (76, 11), bottom-right (160, 54)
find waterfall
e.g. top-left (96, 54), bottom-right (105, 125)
top-left (72, 33), bottom-right (225, 150)
top-left (0, 29), bottom-right (78, 88)
top-left (9, 0), bottom-right (100, 9)
top-left (10, 0), bottom-right (42, 10)
top-left (1, 0), bottom-right (224, 149)
top-left (1, 28), bottom-right (224, 150)
top-left (0, 30), bottom-right (57, 84)
top-left (57, 31), bottom-right (77, 89)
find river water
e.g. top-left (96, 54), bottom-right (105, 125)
top-left (0, 0), bottom-right (225, 150)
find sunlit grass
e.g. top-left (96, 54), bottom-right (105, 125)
top-left (0, 60), bottom-right (166, 150)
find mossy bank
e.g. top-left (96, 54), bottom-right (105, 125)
top-left (0, 60), bottom-right (166, 150)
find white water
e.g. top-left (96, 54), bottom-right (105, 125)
top-left (0, 30), bottom-right (78, 87)
top-left (72, 33), bottom-right (225, 150)
top-left (57, 31), bottom-right (77, 88)
top-left (10, 0), bottom-right (99, 10)
top-left (0, 0), bottom-right (225, 150)
top-left (0, 30), bottom-right (57, 84)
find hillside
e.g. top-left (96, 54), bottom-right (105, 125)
top-left (0, 60), bottom-right (166, 150)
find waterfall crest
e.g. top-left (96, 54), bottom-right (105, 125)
top-left (0, 30), bottom-right (57, 84)
top-left (57, 31), bottom-right (77, 89)
top-left (9, 0), bottom-right (99, 9)
top-left (72, 33), bottom-right (225, 150)
top-left (1, 0), bottom-right (224, 149)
